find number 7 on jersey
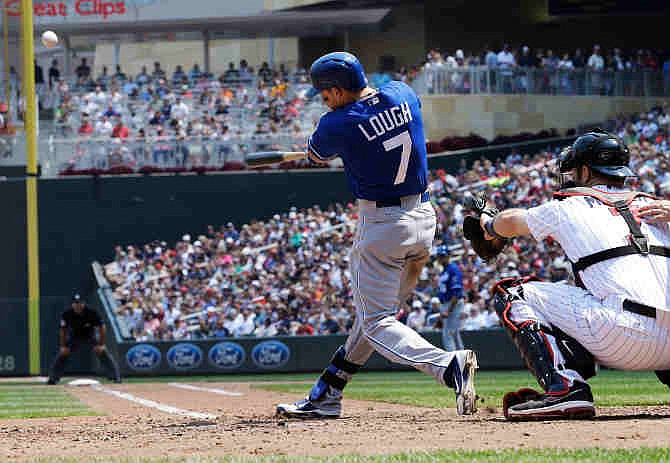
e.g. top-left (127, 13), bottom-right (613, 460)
top-left (383, 131), bottom-right (412, 185)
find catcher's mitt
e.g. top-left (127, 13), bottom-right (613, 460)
top-left (462, 191), bottom-right (507, 260)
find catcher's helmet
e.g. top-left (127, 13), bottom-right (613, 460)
top-left (559, 130), bottom-right (634, 178)
top-left (307, 52), bottom-right (368, 97)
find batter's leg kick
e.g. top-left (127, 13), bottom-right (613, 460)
top-left (277, 202), bottom-right (478, 418)
top-left (493, 278), bottom-right (596, 420)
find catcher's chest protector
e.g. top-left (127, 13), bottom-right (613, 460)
top-left (553, 187), bottom-right (670, 285)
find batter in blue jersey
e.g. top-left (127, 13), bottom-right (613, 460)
top-left (277, 52), bottom-right (478, 419)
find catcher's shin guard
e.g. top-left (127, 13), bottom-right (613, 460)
top-left (493, 279), bottom-right (569, 395)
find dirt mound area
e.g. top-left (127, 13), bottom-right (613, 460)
top-left (1, 382), bottom-right (669, 461)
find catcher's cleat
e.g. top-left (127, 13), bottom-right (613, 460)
top-left (446, 349), bottom-right (479, 416)
top-left (502, 387), bottom-right (542, 419)
top-left (505, 382), bottom-right (595, 421)
top-left (276, 393), bottom-right (342, 419)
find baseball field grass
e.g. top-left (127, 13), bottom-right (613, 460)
top-left (15, 448), bottom-right (670, 462)
top-left (0, 386), bottom-right (96, 419)
top-left (255, 369), bottom-right (670, 408)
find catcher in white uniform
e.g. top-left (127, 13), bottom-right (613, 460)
top-left (469, 130), bottom-right (670, 420)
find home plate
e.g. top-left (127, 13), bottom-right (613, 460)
top-left (67, 378), bottom-right (101, 386)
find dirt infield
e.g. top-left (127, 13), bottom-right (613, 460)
top-left (2, 382), bottom-right (670, 461)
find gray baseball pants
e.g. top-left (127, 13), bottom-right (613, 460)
top-left (343, 195), bottom-right (464, 386)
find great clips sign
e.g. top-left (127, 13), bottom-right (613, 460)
top-left (4, 0), bottom-right (265, 26)
top-left (7, 0), bottom-right (126, 20)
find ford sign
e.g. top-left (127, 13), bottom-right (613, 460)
top-left (250, 341), bottom-right (290, 369)
top-left (208, 342), bottom-right (245, 370)
top-left (126, 344), bottom-right (161, 371)
top-left (166, 343), bottom-right (203, 370)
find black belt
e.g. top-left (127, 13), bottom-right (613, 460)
top-left (623, 299), bottom-right (657, 319)
top-left (376, 191), bottom-right (430, 208)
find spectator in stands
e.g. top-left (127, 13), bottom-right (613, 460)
top-left (572, 48), bottom-right (586, 69)
top-left (95, 115), bottom-right (113, 136)
top-left (611, 48), bottom-right (625, 72)
top-left (78, 115), bottom-right (94, 136)
top-left (221, 61), bottom-right (237, 80)
top-left (152, 61), bottom-right (166, 81)
top-left (123, 76), bottom-right (138, 97)
top-left (148, 110), bottom-right (163, 126)
top-left (97, 66), bottom-right (111, 89)
top-left (103, 104), bottom-right (119, 118)
top-left (517, 45), bottom-right (534, 68)
top-left (112, 119), bottom-right (130, 139)
top-left (320, 311), bottom-right (341, 334)
top-left (172, 65), bottom-right (186, 86)
top-left (407, 300), bottom-right (426, 332)
top-left (558, 53), bottom-right (575, 94)
top-left (171, 96), bottom-right (189, 121)
top-left (496, 43), bottom-right (516, 93)
top-left (136, 65), bottom-right (150, 86)
top-left (48, 59), bottom-right (60, 90)
top-left (34, 60), bottom-right (44, 109)
top-left (239, 59), bottom-right (252, 82)
top-left (587, 44), bottom-right (605, 94)
top-left (517, 45), bottom-right (533, 92)
top-left (114, 65), bottom-right (127, 82)
top-left (189, 63), bottom-right (203, 83)
top-left (256, 62), bottom-right (271, 84)
top-left (75, 58), bottom-right (91, 80)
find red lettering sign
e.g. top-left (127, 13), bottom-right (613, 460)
top-left (6, 0), bottom-right (125, 19)
top-left (75, 0), bottom-right (125, 19)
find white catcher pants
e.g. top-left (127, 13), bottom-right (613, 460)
top-left (342, 196), bottom-right (464, 386)
top-left (509, 281), bottom-right (670, 386)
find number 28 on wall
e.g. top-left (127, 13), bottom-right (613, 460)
top-left (0, 356), bottom-right (15, 372)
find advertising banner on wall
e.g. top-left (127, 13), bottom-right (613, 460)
top-left (6, 0), bottom-right (264, 26)
top-left (118, 331), bottom-right (523, 376)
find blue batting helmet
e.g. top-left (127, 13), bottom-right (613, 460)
top-left (307, 51), bottom-right (368, 98)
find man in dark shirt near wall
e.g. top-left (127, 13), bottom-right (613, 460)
top-left (47, 293), bottom-right (121, 385)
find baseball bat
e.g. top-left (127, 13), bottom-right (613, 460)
top-left (246, 151), bottom-right (305, 167)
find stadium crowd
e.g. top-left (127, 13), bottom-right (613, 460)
top-left (2, 45), bottom-right (665, 173)
top-left (102, 105), bottom-right (670, 342)
top-left (50, 58), bottom-right (315, 138)
top-left (381, 44), bottom-right (670, 96)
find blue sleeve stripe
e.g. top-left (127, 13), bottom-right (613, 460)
top-left (308, 137), bottom-right (338, 161)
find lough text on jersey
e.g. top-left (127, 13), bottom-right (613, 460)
top-left (358, 101), bottom-right (412, 141)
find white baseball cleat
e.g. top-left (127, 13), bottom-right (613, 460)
top-left (276, 390), bottom-right (342, 418)
top-left (450, 349), bottom-right (479, 415)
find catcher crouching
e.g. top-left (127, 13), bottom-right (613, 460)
top-left (463, 131), bottom-right (670, 420)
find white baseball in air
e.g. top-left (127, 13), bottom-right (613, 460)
top-left (41, 30), bottom-right (59, 48)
